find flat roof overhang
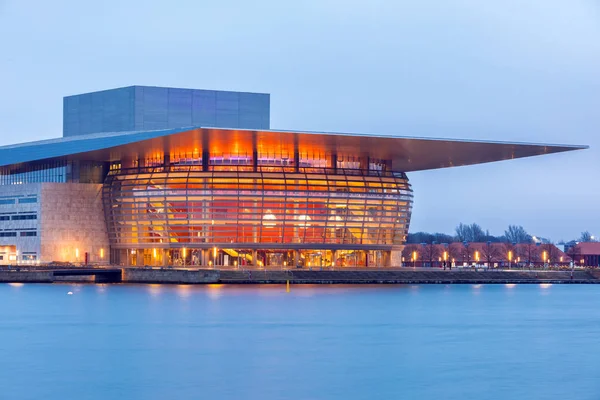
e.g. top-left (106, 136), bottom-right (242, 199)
top-left (0, 126), bottom-right (588, 172)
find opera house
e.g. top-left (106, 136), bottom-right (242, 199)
top-left (0, 86), bottom-right (586, 267)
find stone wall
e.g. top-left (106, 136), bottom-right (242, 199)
top-left (40, 183), bottom-right (109, 263)
top-left (122, 268), bottom-right (220, 284)
top-left (0, 271), bottom-right (53, 282)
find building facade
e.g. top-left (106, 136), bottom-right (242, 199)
top-left (0, 86), bottom-right (587, 267)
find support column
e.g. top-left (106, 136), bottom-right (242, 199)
top-left (294, 250), bottom-right (300, 268)
top-left (252, 250), bottom-right (258, 267)
top-left (202, 150), bottom-right (209, 172)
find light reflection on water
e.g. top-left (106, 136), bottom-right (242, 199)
top-left (1, 283), bottom-right (599, 400)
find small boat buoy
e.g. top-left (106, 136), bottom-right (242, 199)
top-left (67, 291), bottom-right (73, 295)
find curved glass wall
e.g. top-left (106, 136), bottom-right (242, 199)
top-left (103, 166), bottom-right (413, 257)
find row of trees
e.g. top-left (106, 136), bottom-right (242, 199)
top-left (403, 241), bottom-right (570, 266)
top-left (407, 224), bottom-right (595, 245)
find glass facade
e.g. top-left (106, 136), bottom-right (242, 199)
top-left (103, 165), bottom-right (413, 266)
top-left (0, 161), bottom-right (107, 185)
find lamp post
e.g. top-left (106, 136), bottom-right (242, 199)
top-left (508, 250), bottom-right (513, 269)
top-left (542, 250), bottom-right (547, 269)
top-left (443, 251), bottom-right (448, 270)
top-left (412, 251), bottom-right (417, 269)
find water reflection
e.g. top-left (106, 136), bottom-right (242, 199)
top-left (148, 284), bottom-right (163, 297)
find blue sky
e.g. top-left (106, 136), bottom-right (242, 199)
top-left (0, 0), bottom-right (598, 241)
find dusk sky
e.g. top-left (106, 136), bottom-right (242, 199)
top-left (1, 0), bottom-right (598, 242)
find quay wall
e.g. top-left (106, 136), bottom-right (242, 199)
top-left (0, 268), bottom-right (599, 285)
top-left (0, 270), bottom-right (53, 283)
top-left (122, 268), bottom-right (220, 284)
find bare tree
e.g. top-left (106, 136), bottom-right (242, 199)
top-left (422, 243), bottom-right (440, 267)
top-left (455, 223), bottom-right (470, 242)
top-left (504, 225), bottom-right (531, 243)
top-left (455, 223), bottom-right (486, 242)
top-left (448, 242), bottom-right (463, 267)
top-left (580, 231), bottom-right (594, 242)
top-left (462, 242), bottom-right (473, 265)
top-left (541, 243), bottom-right (561, 265)
top-left (567, 245), bottom-right (582, 266)
top-left (503, 242), bottom-right (516, 268)
top-left (481, 242), bottom-right (502, 267)
top-left (402, 244), bottom-right (420, 267)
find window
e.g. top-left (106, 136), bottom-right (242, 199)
top-left (0, 216), bottom-right (9, 221)
top-left (0, 232), bottom-right (17, 237)
top-left (11, 214), bottom-right (37, 220)
top-left (0, 199), bottom-right (15, 205)
top-left (22, 254), bottom-right (37, 261)
top-left (18, 198), bottom-right (37, 204)
top-left (20, 231), bottom-right (37, 237)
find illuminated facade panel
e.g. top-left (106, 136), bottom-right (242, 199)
top-left (103, 166), bottom-right (412, 249)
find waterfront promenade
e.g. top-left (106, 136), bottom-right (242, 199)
top-left (1, 267), bottom-right (599, 285)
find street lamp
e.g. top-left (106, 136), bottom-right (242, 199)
top-left (542, 250), bottom-right (547, 268)
top-left (412, 251), bottom-right (417, 268)
top-left (508, 250), bottom-right (513, 269)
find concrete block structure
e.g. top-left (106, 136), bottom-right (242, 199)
top-left (0, 85), bottom-right (588, 267)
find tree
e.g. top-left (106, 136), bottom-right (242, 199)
top-left (455, 223), bottom-right (486, 242)
top-left (580, 231), bottom-right (594, 242)
top-left (462, 242), bottom-right (473, 265)
top-left (402, 244), bottom-right (421, 266)
top-left (504, 225), bottom-right (531, 244)
top-left (481, 242), bottom-right (502, 267)
top-left (422, 243), bottom-right (440, 267)
top-left (540, 243), bottom-right (561, 265)
top-left (567, 245), bottom-right (582, 266)
top-left (448, 242), bottom-right (463, 266)
top-left (503, 242), bottom-right (515, 267)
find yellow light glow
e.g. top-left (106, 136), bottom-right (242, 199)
top-left (213, 246), bottom-right (217, 258)
top-left (153, 248), bottom-right (157, 258)
top-left (100, 248), bottom-right (104, 259)
top-left (475, 251), bottom-right (479, 262)
top-left (75, 248), bottom-right (79, 258)
top-left (508, 250), bottom-right (513, 261)
top-left (543, 251), bottom-right (547, 262)
top-left (183, 248), bottom-right (187, 258)
top-left (443, 251), bottom-right (447, 261)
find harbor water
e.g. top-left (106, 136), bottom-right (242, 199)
top-left (0, 283), bottom-right (599, 399)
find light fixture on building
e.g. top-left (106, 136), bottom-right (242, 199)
top-left (262, 210), bottom-right (277, 227)
top-left (296, 214), bottom-right (311, 227)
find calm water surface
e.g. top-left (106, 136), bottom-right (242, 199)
top-left (1, 283), bottom-right (599, 400)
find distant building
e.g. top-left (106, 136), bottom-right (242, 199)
top-left (568, 242), bottom-right (600, 267)
top-left (0, 86), bottom-right (588, 267)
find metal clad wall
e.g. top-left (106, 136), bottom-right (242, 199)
top-left (63, 87), bottom-right (135, 137)
top-left (63, 86), bottom-right (270, 137)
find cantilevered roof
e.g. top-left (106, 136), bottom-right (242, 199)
top-left (0, 126), bottom-right (587, 172)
